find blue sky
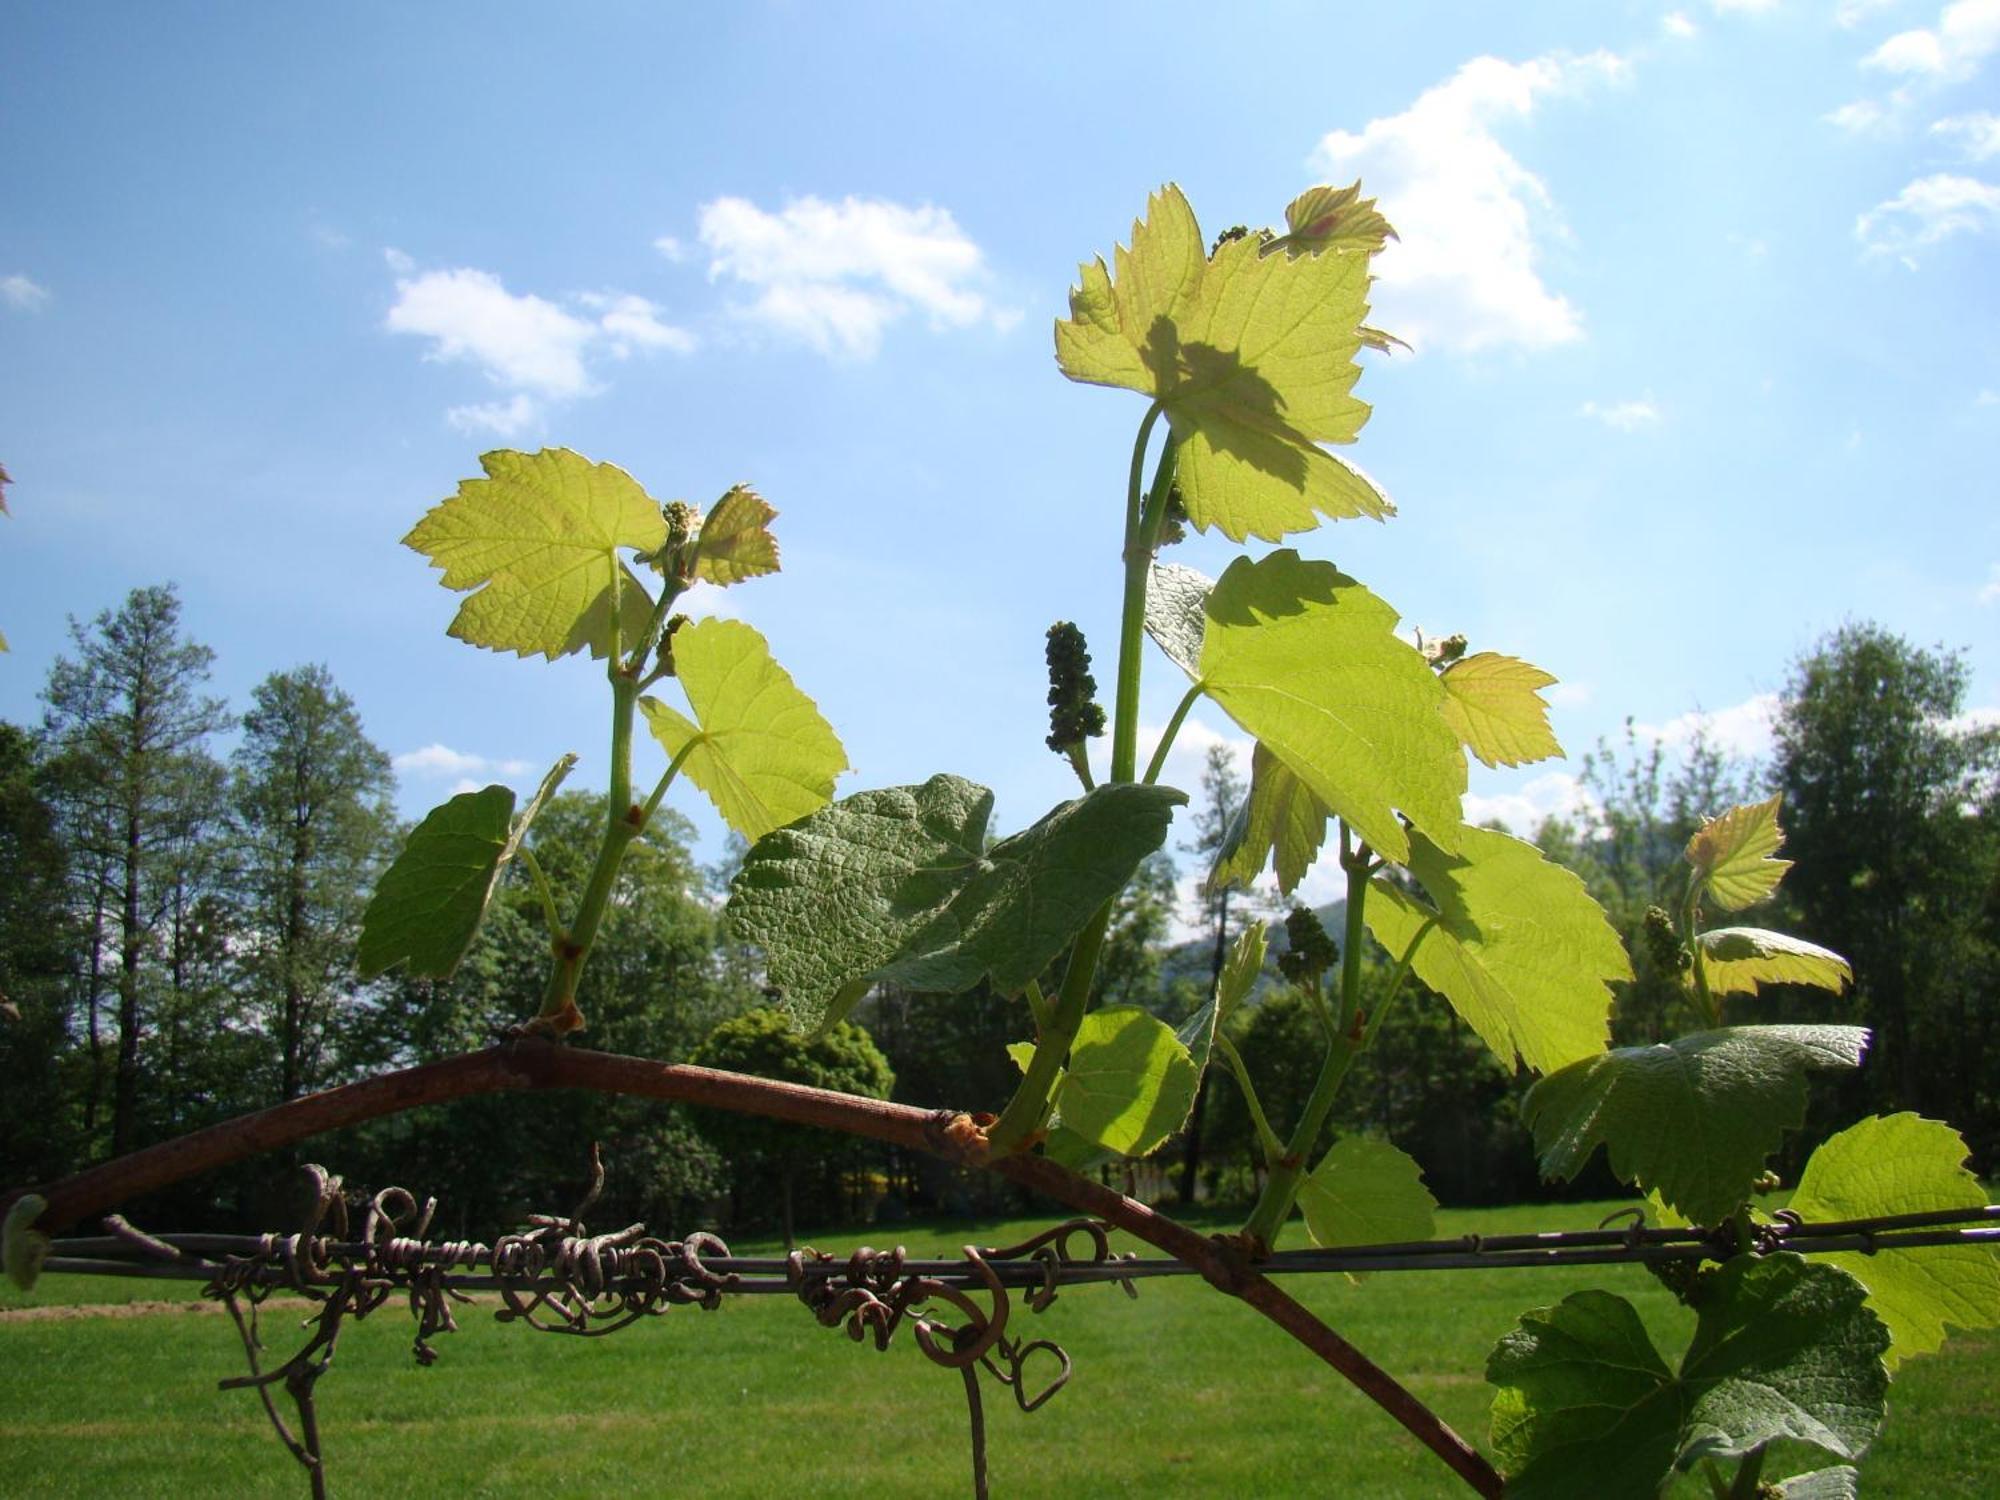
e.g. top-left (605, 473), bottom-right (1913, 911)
top-left (3, 1), bottom-right (1995, 916)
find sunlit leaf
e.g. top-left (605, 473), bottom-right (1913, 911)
top-left (358, 786), bottom-right (514, 980)
top-left (1789, 1113), bottom-right (2000, 1367)
top-left (1524, 1025), bottom-right (1869, 1224)
top-left (1699, 927), bottom-right (1852, 998)
top-left (1686, 794), bottom-right (1791, 911)
top-left (1054, 1006), bottom-right (1199, 1157)
top-left (729, 776), bottom-right (1183, 1031)
top-left (1268, 181), bottom-right (1397, 259)
top-left (1199, 550), bottom-right (1463, 863)
top-left (1177, 919), bottom-right (1268, 1076)
top-left (640, 618), bottom-right (847, 842)
top-left (694, 484), bottom-right (781, 585)
top-left (1438, 653), bottom-right (1563, 769)
top-left (1055, 185), bottom-right (1392, 542)
top-left (1365, 825), bottom-right (1627, 1074)
top-left (1297, 1136), bottom-right (1436, 1252)
top-left (404, 448), bottom-right (666, 660)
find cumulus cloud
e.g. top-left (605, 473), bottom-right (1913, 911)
top-left (1979, 561), bottom-right (2000, 604)
top-left (1864, 0), bottom-right (2000, 77)
top-left (1663, 12), bottom-right (1700, 39)
top-left (1580, 397), bottom-right (1663, 430)
top-left (1463, 771), bottom-right (1599, 835)
top-left (1838, 0), bottom-right (1906, 26)
top-left (2, 274), bottom-right (50, 312)
top-left (1856, 172), bottom-right (2000, 257)
top-left (1826, 95), bottom-right (1908, 135)
top-left (1310, 51), bottom-right (1625, 355)
top-left (393, 744), bottom-right (533, 780)
top-left (1934, 109), bottom-right (2000, 156)
top-left (1633, 693), bottom-right (1782, 760)
top-left (696, 194), bottom-right (1014, 358)
top-left (384, 254), bottom-right (694, 430)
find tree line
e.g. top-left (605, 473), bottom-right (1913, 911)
top-left (2, 585), bottom-right (1995, 1240)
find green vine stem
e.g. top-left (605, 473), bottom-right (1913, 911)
top-left (1242, 831), bottom-right (1378, 1250)
top-left (1142, 681), bottom-right (1203, 786)
top-left (990, 410), bottom-right (1178, 1152)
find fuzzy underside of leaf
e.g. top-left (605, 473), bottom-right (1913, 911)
top-left (727, 775), bottom-right (1182, 1032)
top-left (1523, 1025), bottom-right (1869, 1224)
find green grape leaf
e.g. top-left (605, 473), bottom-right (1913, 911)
top-left (404, 448), bottom-right (666, 660)
top-left (694, 484), bottom-right (780, 585)
top-left (1213, 743), bottom-right (1331, 895)
top-left (1054, 1005), bottom-right (1199, 1157)
top-left (1297, 1136), bottom-right (1437, 1252)
top-left (1776, 1470), bottom-right (1859, 1500)
top-left (1789, 1113), bottom-right (2000, 1367)
top-left (640, 618), bottom-right (847, 843)
top-left (1199, 551), bottom-right (1463, 863)
top-left (1437, 652), bottom-right (1563, 769)
top-left (1523, 1025), bottom-right (1870, 1225)
top-left (1005, 1041), bottom-right (1037, 1074)
top-left (1699, 927), bottom-right (1852, 998)
top-left (1678, 1254), bottom-right (1888, 1467)
top-left (1686, 794), bottom-right (1792, 911)
top-left (1488, 1290), bottom-right (1681, 1500)
top-left (1054, 185), bottom-right (1391, 542)
top-left (1177, 919), bottom-right (1269, 1075)
top-left (1144, 561), bottom-right (1213, 679)
top-left (358, 785), bottom-right (515, 980)
top-left (1267, 181), bottom-right (1397, 260)
top-left (1488, 1259), bottom-right (1888, 1500)
top-left (728, 776), bottom-right (1183, 1031)
top-left (1365, 825), bottom-right (1627, 1074)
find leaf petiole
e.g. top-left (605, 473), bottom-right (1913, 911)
top-left (1142, 681), bottom-right (1204, 786)
top-left (637, 736), bottom-right (702, 830)
top-left (1215, 1030), bottom-right (1286, 1165)
top-left (517, 845), bottom-right (563, 942)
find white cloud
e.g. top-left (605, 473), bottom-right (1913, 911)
top-left (1633, 693), bottom-right (1782, 760)
top-left (1463, 771), bottom-right (1598, 835)
top-left (1947, 704), bottom-right (2000, 732)
top-left (1864, 0), bottom-right (2000, 77)
top-left (394, 744), bottom-right (533, 779)
top-left (579, 291), bottom-right (698, 355)
top-left (1839, 0), bottom-right (1906, 26)
top-left (1826, 95), bottom-right (1903, 135)
top-left (1664, 12), bottom-right (1700, 39)
top-left (1143, 715), bottom-right (1252, 806)
top-left (696, 194), bottom-right (1012, 358)
top-left (1978, 562), bottom-right (2000, 603)
top-left (652, 234), bottom-right (690, 263)
top-left (447, 393), bottom-right (539, 437)
top-left (1934, 110), bottom-right (2000, 156)
top-left (1546, 680), bottom-right (1594, 707)
top-left (1580, 397), bottom-right (1663, 430)
top-left (384, 255), bottom-right (695, 425)
top-left (1310, 51), bottom-right (1626, 355)
top-left (387, 265), bottom-right (599, 397)
top-left (1978, 388), bottom-right (2000, 404)
top-left (2, 274), bottom-right (50, 312)
top-left (1856, 172), bottom-right (2000, 257)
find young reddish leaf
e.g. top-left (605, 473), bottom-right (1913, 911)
top-left (694, 484), bottom-right (781, 586)
top-left (1686, 794), bottom-right (1792, 911)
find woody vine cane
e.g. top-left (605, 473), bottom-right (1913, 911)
top-left (10, 181), bottom-right (2000, 1499)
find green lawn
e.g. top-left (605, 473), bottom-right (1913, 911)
top-left (2, 1200), bottom-right (1994, 1497)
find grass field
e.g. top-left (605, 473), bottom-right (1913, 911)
top-left (2, 1199), bottom-right (1994, 1497)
